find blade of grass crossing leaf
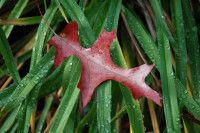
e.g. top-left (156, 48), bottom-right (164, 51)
top-left (49, 60), bottom-right (81, 132)
top-left (0, 47), bottom-right (55, 116)
top-left (2, 0), bottom-right (29, 38)
top-left (0, 105), bottom-right (21, 132)
top-left (157, 20), bottom-right (180, 133)
top-left (149, 0), bottom-right (176, 50)
top-left (35, 96), bottom-right (53, 133)
top-left (30, 1), bottom-right (58, 69)
top-left (182, 0), bottom-right (200, 103)
top-left (62, 56), bottom-right (80, 133)
top-left (120, 84), bottom-right (145, 132)
top-left (0, 26), bottom-right (21, 83)
top-left (61, 56), bottom-right (78, 94)
top-left (110, 39), bottom-right (145, 133)
top-left (171, 0), bottom-right (187, 87)
top-left (97, 81), bottom-right (112, 133)
top-left (92, 1), bottom-right (114, 132)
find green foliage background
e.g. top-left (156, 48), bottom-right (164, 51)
top-left (0, 0), bottom-right (200, 132)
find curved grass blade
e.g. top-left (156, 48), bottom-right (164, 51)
top-left (0, 25), bottom-right (21, 83)
top-left (171, 0), bottom-right (187, 87)
top-left (182, 0), bottom-right (200, 103)
top-left (157, 20), bottom-right (180, 133)
top-left (49, 60), bottom-right (81, 133)
top-left (35, 96), bottom-right (53, 133)
top-left (0, 47), bottom-right (55, 117)
top-left (2, 0), bottom-right (29, 38)
top-left (75, 102), bottom-right (97, 133)
top-left (30, 1), bottom-right (58, 69)
top-left (0, 105), bottom-right (21, 132)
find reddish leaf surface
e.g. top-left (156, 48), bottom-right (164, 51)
top-left (47, 21), bottom-right (161, 108)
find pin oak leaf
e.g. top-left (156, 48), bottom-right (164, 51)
top-left (47, 21), bottom-right (161, 108)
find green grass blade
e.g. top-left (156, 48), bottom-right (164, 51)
top-left (182, 0), bottom-right (200, 103)
top-left (157, 20), bottom-right (180, 133)
top-left (79, 0), bottom-right (86, 11)
top-left (35, 96), bottom-right (53, 133)
top-left (0, 25), bottom-right (21, 83)
top-left (120, 84), bottom-right (145, 132)
top-left (121, 3), bottom-right (200, 121)
top-left (17, 102), bottom-right (27, 133)
top-left (171, 0), bottom-right (187, 87)
top-left (75, 102), bottom-right (97, 133)
top-left (61, 56), bottom-right (80, 133)
top-left (111, 106), bottom-right (126, 123)
top-left (38, 59), bottom-right (68, 98)
top-left (121, 5), bottom-right (159, 68)
top-left (105, 0), bottom-right (122, 32)
top-left (0, 47), bottom-right (55, 116)
top-left (59, 0), bottom-right (96, 47)
top-left (23, 82), bottom-right (43, 133)
top-left (97, 81), bottom-right (112, 133)
top-left (49, 60), bottom-right (81, 132)
top-left (93, 0), bottom-right (111, 37)
top-left (0, 0), bottom-right (6, 8)
top-left (0, 105), bottom-right (21, 132)
top-left (0, 16), bottom-right (42, 25)
top-left (175, 77), bottom-right (200, 120)
top-left (2, 0), bottom-right (29, 38)
top-left (84, 0), bottom-right (104, 26)
top-left (30, 1), bottom-right (58, 69)
top-left (0, 84), bottom-right (16, 108)
top-left (149, 0), bottom-right (176, 50)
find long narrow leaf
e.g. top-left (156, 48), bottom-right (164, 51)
top-left (0, 26), bottom-right (21, 83)
top-left (157, 20), bottom-right (180, 133)
top-left (2, 0), bottom-right (29, 37)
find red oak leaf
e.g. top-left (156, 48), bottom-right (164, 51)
top-left (47, 21), bottom-right (161, 108)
